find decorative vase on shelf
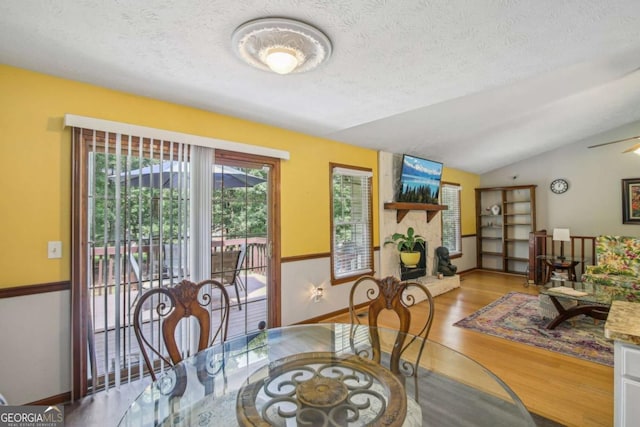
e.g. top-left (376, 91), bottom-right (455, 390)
top-left (489, 204), bottom-right (501, 215)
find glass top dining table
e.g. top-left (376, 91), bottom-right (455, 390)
top-left (119, 323), bottom-right (535, 427)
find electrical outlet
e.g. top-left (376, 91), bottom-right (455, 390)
top-left (48, 241), bottom-right (62, 259)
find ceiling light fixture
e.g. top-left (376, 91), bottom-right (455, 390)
top-left (232, 17), bottom-right (332, 75)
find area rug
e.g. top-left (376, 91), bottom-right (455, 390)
top-left (453, 292), bottom-right (613, 366)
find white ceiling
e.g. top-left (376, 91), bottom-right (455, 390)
top-left (2, 0), bottom-right (640, 173)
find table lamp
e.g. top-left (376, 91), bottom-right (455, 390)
top-left (552, 228), bottom-right (571, 260)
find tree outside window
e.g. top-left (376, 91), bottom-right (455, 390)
top-left (330, 164), bottom-right (373, 284)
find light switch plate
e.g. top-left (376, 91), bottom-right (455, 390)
top-left (48, 241), bottom-right (62, 259)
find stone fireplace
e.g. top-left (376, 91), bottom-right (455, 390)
top-left (378, 151), bottom-right (460, 296)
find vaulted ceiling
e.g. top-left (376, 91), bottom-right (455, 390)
top-left (2, 0), bottom-right (640, 173)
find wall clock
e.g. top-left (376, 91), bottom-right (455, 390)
top-left (550, 178), bottom-right (569, 194)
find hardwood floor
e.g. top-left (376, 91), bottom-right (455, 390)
top-left (328, 270), bottom-right (614, 427)
top-left (67, 270), bottom-right (612, 426)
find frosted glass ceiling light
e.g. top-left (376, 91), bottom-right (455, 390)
top-left (232, 18), bottom-right (331, 75)
top-left (264, 47), bottom-right (302, 74)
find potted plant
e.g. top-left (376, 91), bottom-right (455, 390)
top-left (384, 227), bottom-right (426, 267)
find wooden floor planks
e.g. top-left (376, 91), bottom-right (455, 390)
top-left (68, 270), bottom-right (613, 427)
top-left (327, 270), bottom-right (613, 427)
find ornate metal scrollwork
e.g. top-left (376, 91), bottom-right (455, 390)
top-left (237, 352), bottom-right (406, 427)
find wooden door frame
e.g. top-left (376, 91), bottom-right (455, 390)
top-left (215, 149), bottom-right (281, 328)
top-left (71, 140), bottom-right (282, 400)
top-left (71, 128), bottom-right (93, 400)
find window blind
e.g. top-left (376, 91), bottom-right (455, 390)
top-left (331, 166), bottom-right (373, 281)
top-left (74, 129), bottom-right (225, 390)
top-left (72, 121), bottom-right (276, 399)
top-left (441, 183), bottom-right (461, 254)
top-left (65, 114), bottom-right (289, 160)
top-left (80, 128), bottom-right (196, 392)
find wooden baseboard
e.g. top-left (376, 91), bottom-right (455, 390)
top-left (294, 301), bottom-right (370, 325)
top-left (474, 268), bottom-right (527, 277)
top-left (296, 270), bottom-right (481, 324)
top-left (457, 267), bottom-right (477, 275)
top-left (28, 391), bottom-right (71, 406)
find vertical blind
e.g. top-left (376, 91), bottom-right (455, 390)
top-left (441, 183), bottom-right (461, 254)
top-left (331, 166), bottom-right (374, 280)
top-left (189, 145), bottom-right (214, 282)
top-left (79, 128), bottom-right (199, 392)
top-left (70, 117), bottom-right (279, 399)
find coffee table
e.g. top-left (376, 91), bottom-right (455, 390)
top-left (539, 281), bottom-right (611, 329)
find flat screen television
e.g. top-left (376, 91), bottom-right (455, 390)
top-left (397, 154), bottom-right (443, 204)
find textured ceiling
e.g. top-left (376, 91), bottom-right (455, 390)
top-left (2, 0), bottom-right (640, 173)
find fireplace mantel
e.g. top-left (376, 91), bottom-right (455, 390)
top-left (384, 202), bottom-right (448, 223)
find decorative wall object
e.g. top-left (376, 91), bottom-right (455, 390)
top-left (622, 178), bottom-right (640, 224)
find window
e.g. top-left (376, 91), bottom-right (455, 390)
top-left (441, 182), bottom-right (461, 255)
top-left (330, 164), bottom-right (374, 284)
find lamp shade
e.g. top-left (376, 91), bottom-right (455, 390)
top-left (552, 228), bottom-right (571, 242)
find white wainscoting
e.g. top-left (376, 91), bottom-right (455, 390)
top-left (280, 252), bottom-right (380, 326)
top-left (0, 238), bottom-right (476, 405)
top-left (457, 235), bottom-right (477, 273)
top-left (0, 290), bottom-right (71, 405)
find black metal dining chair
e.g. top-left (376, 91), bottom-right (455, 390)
top-left (211, 249), bottom-right (244, 310)
top-left (348, 275), bottom-right (434, 402)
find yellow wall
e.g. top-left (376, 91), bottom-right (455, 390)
top-left (0, 65), bottom-right (379, 287)
top-left (442, 168), bottom-right (480, 235)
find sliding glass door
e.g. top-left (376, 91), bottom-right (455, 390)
top-left (212, 150), bottom-right (278, 339)
top-left (71, 129), bottom-right (280, 398)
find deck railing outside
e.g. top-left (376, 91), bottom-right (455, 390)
top-left (91, 238), bottom-right (268, 294)
top-left (87, 237), bottom-right (269, 390)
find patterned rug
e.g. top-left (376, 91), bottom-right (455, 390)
top-left (453, 292), bottom-right (613, 366)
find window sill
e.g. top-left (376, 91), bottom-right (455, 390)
top-left (331, 271), bottom-right (374, 286)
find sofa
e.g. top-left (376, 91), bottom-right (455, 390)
top-left (582, 235), bottom-right (640, 303)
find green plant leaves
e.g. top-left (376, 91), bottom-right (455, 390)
top-left (384, 226), bottom-right (425, 252)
